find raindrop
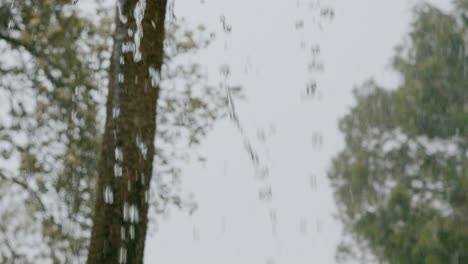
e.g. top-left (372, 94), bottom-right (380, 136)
top-left (119, 247), bottom-right (127, 264)
top-left (311, 45), bottom-right (320, 55)
top-left (167, 0), bottom-right (176, 25)
top-left (71, 110), bottom-right (78, 124)
top-left (306, 80), bottom-right (317, 96)
top-left (117, 2), bottom-right (128, 24)
top-left (130, 225), bottom-right (135, 240)
top-left (149, 67), bottom-right (160, 87)
top-left (259, 186), bottom-right (272, 201)
top-left (123, 202), bottom-right (129, 222)
top-left (137, 141), bottom-right (147, 160)
top-left (256, 129), bottom-right (266, 143)
top-left (219, 64), bottom-right (230, 78)
top-left (120, 56), bottom-right (125, 65)
top-left (310, 174), bottom-right (317, 189)
top-left (103, 185), bottom-right (114, 204)
top-left (269, 209), bottom-right (277, 223)
top-left (316, 220), bottom-right (322, 233)
top-left (129, 204), bottom-right (139, 223)
top-left (115, 147), bottom-right (123, 161)
top-left (112, 107), bottom-right (120, 119)
top-left (219, 15), bottom-right (232, 33)
top-left (320, 7), bottom-right (335, 19)
top-left (118, 73), bottom-right (124, 83)
top-left (141, 173), bottom-right (145, 185)
top-left (121, 226), bottom-right (125, 240)
top-left (114, 164), bottom-right (123, 177)
top-left (133, 0), bottom-right (147, 62)
top-left (300, 217), bottom-right (308, 234)
top-left (113, 129), bottom-right (118, 140)
top-left (122, 42), bottom-right (135, 53)
top-left (257, 166), bottom-right (270, 179)
top-left (300, 40), bottom-right (306, 49)
top-left (295, 20), bottom-right (304, 30)
top-left (311, 132), bottom-right (323, 148)
top-left (308, 60), bottom-right (324, 71)
top-left (268, 124), bottom-right (276, 136)
top-left (192, 226), bottom-right (200, 240)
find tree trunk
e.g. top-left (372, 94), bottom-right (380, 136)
top-left (87, 0), bottom-right (167, 263)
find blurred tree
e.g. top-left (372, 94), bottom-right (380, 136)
top-left (329, 2), bottom-right (467, 263)
top-left (0, 0), bottom-right (232, 263)
top-left (85, 0), bottom-right (168, 262)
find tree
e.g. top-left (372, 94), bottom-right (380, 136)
top-left (329, 1), bottom-right (467, 263)
top-left (0, 0), bottom-right (231, 262)
top-left (86, 0), bottom-right (169, 262)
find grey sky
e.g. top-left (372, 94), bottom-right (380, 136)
top-left (144, 0), bottom-right (452, 263)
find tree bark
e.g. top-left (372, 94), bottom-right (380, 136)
top-left (87, 0), bottom-right (167, 263)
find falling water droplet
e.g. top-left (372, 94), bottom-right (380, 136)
top-left (112, 107), bottom-right (120, 119)
top-left (149, 67), bottom-right (161, 87)
top-left (306, 80), bottom-right (317, 96)
top-left (123, 202), bottom-right (129, 222)
top-left (133, 0), bottom-right (147, 62)
top-left (103, 185), bottom-right (114, 204)
top-left (130, 225), bottom-right (135, 240)
top-left (310, 174), bottom-right (317, 189)
top-left (144, 190), bottom-right (149, 203)
top-left (192, 226), bottom-right (200, 240)
top-left (295, 20), bottom-right (304, 30)
top-left (141, 173), bottom-right (145, 185)
top-left (259, 186), bottom-right (272, 201)
top-left (219, 15), bottom-right (232, 33)
top-left (117, 2), bottom-right (128, 24)
top-left (115, 147), bottom-right (123, 161)
top-left (311, 132), bottom-right (323, 148)
top-left (220, 64), bottom-right (230, 78)
top-left (119, 247), bottom-right (127, 264)
top-left (121, 226), bottom-right (125, 240)
top-left (300, 217), bottom-right (308, 234)
top-left (114, 164), bottom-right (123, 177)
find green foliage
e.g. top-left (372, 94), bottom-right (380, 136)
top-left (329, 2), bottom-right (468, 263)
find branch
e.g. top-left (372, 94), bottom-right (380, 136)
top-left (0, 169), bottom-right (46, 212)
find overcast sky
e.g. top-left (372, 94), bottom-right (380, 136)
top-left (143, 0), bottom-right (452, 263)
